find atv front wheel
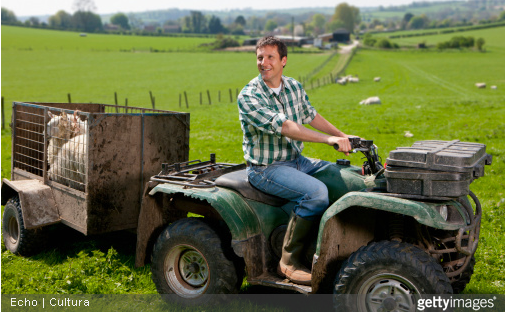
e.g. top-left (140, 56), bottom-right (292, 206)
top-left (334, 241), bottom-right (452, 311)
top-left (151, 218), bottom-right (241, 305)
top-left (2, 196), bottom-right (45, 256)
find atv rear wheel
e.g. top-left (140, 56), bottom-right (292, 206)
top-left (334, 241), bottom-right (452, 311)
top-left (151, 218), bottom-right (241, 305)
top-left (2, 196), bottom-right (45, 256)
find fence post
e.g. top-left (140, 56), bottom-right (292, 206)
top-left (219, 90), bottom-right (221, 102)
top-left (229, 89), bottom-right (233, 103)
top-left (236, 88), bottom-right (238, 100)
top-left (330, 73), bottom-right (334, 83)
top-left (184, 91), bottom-right (189, 108)
top-left (125, 98), bottom-right (128, 106)
top-left (207, 90), bottom-right (211, 105)
top-left (200, 92), bottom-right (202, 105)
top-left (179, 94), bottom-right (182, 108)
top-left (1, 96), bottom-right (4, 130)
top-left (67, 93), bottom-right (72, 103)
top-left (149, 91), bottom-right (155, 109)
top-left (114, 92), bottom-right (118, 105)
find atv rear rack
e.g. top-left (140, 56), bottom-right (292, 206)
top-left (151, 153), bottom-right (246, 188)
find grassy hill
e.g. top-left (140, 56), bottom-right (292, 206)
top-left (1, 24), bottom-right (504, 296)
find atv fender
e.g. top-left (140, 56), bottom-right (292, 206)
top-left (316, 191), bottom-right (466, 255)
top-left (1, 178), bottom-right (60, 229)
top-left (135, 182), bottom-right (262, 267)
top-left (311, 191), bottom-right (467, 293)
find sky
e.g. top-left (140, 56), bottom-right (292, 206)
top-left (2, 0), bottom-right (459, 17)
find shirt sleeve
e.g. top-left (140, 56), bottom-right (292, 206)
top-left (299, 85), bottom-right (317, 124)
top-left (238, 92), bottom-right (287, 137)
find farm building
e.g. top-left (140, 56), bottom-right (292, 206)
top-left (243, 36), bottom-right (311, 47)
top-left (318, 29), bottom-right (351, 44)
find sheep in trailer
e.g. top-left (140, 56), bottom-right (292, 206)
top-left (46, 111), bottom-right (88, 191)
top-left (48, 134), bottom-right (88, 191)
top-left (47, 112), bottom-right (77, 165)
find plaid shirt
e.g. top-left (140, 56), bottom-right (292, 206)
top-left (238, 74), bottom-right (317, 165)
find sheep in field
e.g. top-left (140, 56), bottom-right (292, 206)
top-left (359, 96), bottom-right (382, 105)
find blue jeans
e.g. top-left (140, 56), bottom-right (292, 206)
top-left (246, 156), bottom-right (331, 220)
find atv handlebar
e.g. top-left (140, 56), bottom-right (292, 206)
top-left (333, 137), bottom-right (371, 152)
top-left (333, 137), bottom-right (384, 175)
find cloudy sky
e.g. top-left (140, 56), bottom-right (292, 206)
top-left (2, 0), bottom-right (460, 17)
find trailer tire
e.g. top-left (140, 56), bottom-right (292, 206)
top-left (333, 241), bottom-right (452, 311)
top-left (2, 195), bottom-right (44, 256)
top-left (151, 218), bottom-right (241, 305)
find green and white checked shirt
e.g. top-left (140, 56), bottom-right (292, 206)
top-left (238, 74), bottom-right (317, 165)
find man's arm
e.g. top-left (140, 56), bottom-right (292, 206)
top-left (309, 113), bottom-right (347, 138)
top-left (281, 118), bottom-right (351, 154)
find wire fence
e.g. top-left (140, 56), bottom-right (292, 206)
top-left (1, 47), bottom-right (358, 125)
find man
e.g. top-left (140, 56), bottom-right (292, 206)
top-left (237, 36), bottom-right (352, 285)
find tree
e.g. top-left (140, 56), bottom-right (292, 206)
top-left (408, 14), bottom-right (429, 29)
top-left (311, 14), bottom-right (326, 36)
top-left (110, 13), bottom-right (130, 30)
top-left (1, 7), bottom-right (18, 24)
top-left (500, 10), bottom-right (505, 21)
top-left (72, 0), bottom-right (96, 13)
top-left (49, 10), bottom-right (73, 29)
top-left (72, 0), bottom-right (102, 33)
top-left (476, 37), bottom-right (485, 51)
top-left (208, 15), bottom-right (225, 34)
top-left (190, 11), bottom-right (205, 33)
top-left (73, 11), bottom-right (103, 32)
top-left (235, 15), bottom-right (246, 26)
top-left (332, 3), bottom-right (360, 33)
top-left (265, 19), bottom-right (278, 32)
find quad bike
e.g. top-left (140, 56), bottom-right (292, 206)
top-left (135, 138), bottom-right (491, 311)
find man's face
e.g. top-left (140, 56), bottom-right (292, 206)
top-left (256, 45), bottom-right (287, 88)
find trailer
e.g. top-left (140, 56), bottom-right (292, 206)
top-left (2, 102), bottom-right (189, 255)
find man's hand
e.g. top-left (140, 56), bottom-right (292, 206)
top-left (327, 136), bottom-right (352, 155)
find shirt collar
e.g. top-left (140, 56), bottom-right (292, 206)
top-left (257, 74), bottom-right (287, 96)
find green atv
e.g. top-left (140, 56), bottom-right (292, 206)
top-left (135, 138), bottom-right (491, 310)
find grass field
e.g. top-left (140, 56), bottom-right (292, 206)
top-left (379, 25), bottom-right (505, 51)
top-left (1, 25), bottom-right (504, 296)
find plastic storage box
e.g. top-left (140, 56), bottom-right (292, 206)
top-left (384, 140), bottom-right (492, 197)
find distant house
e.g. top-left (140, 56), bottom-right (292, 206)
top-left (163, 25), bottom-right (181, 33)
top-left (104, 24), bottom-right (120, 32)
top-left (318, 29), bottom-right (351, 44)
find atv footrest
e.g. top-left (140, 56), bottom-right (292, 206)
top-left (248, 273), bottom-right (312, 294)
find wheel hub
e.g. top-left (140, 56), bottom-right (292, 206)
top-left (8, 216), bottom-right (19, 244)
top-left (358, 273), bottom-right (420, 312)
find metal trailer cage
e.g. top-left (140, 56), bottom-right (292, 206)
top-left (9, 102), bottom-right (189, 235)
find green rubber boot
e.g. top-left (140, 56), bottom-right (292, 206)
top-left (277, 212), bottom-right (314, 286)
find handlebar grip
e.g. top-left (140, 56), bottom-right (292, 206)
top-left (333, 144), bottom-right (339, 151)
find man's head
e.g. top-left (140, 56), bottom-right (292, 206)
top-left (256, 36), bottom-right (288, 64)
top-left (256, 36), bottom-right (287, 88)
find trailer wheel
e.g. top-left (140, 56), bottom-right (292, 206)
top-left (2, 196), bottom-right (44, 256)
top-left (151, 218), bottom-right (241, 305)
top-left (333, 241), bottom-right (452, 311)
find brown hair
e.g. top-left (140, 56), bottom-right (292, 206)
top-left (256, 36), bottom-right (288, 60)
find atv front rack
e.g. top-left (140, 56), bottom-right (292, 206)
top-left (151, 154), bottom-right (246, 188)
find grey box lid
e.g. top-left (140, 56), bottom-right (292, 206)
top-left (386, 140), bottom-right (492, 176)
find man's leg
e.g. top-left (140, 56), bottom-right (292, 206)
top-left (247, 160), bottom-right (329, 285)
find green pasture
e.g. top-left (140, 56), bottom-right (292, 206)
top-left (1, 25), bottom-right (505, 296)
top-left (385, 25), bottom-right (505, 50)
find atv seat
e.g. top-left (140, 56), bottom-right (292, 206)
top-left (215, 169), bottom-right (289, 207)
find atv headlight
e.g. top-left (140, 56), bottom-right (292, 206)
top-left (437, 205), bottom-right (448, 221)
